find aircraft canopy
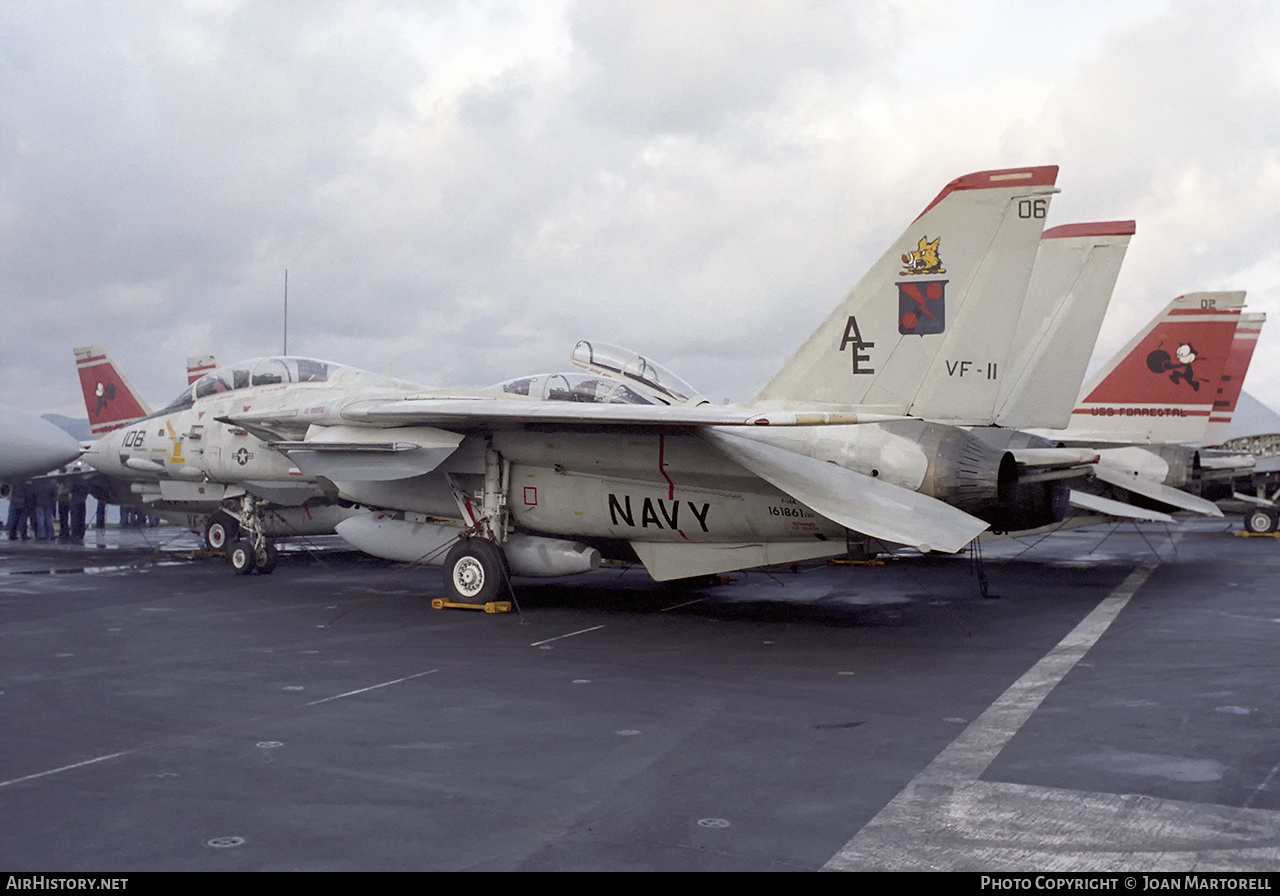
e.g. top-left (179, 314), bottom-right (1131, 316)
top-left (158, 357), bottom-right (344, 414)
top-left (490, 372), bottom-right (657, 405)
top-left (569, 341), bottom-right (704, 406)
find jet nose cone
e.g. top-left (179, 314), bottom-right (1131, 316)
top-left (79, 436), bottom-right (123, 473)
top-left (0, 405), bottom-right (84, 480)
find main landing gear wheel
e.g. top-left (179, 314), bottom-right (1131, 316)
top-left (255, 540), bottom-right (278, 575)
top-left (228, 539), bottom-right (257, 575)
top-left (443, 539), bottom-right (509, 604)
top-left (204, 511), bottom-right (239, 552)
top-left (1245, 509), bottom-right (1279, 534)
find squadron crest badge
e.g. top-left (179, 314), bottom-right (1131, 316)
top-left (897, 280), bottom-right (947, 335)
top-left (897, 236), bottom-right (947, 334)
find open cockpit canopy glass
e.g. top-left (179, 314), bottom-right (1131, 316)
top-left (567, 341), bottom-right (705, 406)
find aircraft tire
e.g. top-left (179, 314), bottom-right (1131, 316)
top-left (1245, 509), bottom-right (1278, 534)
top-left (228, 539), bottom-right (257, 575)
top-left (255, 540), bottom-right (279, 575)
top-left (442, 538), bottom-right (509, 604)
top-left (205, 512), bottom-right (239, 552)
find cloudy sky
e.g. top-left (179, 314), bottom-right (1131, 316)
top-left (3, 0), bottom-right (1278, 421)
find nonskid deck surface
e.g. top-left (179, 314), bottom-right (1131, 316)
top-left (2, 518), bottom-right (1277, 871)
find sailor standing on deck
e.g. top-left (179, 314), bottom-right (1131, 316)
top-left (33, 478), bottom-right (57, 541)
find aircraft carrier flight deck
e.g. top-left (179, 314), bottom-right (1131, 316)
top-left (3, 519), bottom-right (1279, 871)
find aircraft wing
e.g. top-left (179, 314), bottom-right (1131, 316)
top-left (702, 429), bottom-right (989, 553)
top-left (223, 398), bottom-right (898, 434)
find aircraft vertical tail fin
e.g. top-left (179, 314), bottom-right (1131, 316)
top-left (187, 354), bottom-right (218, 385)
top-left (1201, 312), bottom-right (1265, 445)
top-left (1064, 292), bottom-right (1246, 444)
top-left (73, 346), bottom-right (152, 437)
top-left (752, 166), bottom-right (1059, 424)
top-left (993, 221), bottom-right (1135, 429)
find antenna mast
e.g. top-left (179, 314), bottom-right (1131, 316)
top-left (283, 269), bottom-right (288, 355)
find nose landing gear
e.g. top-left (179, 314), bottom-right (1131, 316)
top-left (222, 495), bottom-right (279, 575)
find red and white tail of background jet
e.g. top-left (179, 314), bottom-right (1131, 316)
top-left (1063, 292), bottom-right (1246, 444)
top-left (1201, 312), bottom-right (1265, 446)
top-left (186, 354), bottom-right (218, 386)
top-left (73, 346), bottom-right (152, 438)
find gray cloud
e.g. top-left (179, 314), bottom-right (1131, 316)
top-left (3, 0), bottom-right (1278, 423)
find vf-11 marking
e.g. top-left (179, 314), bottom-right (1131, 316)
top-left (945, 360), bottom-right (998, 379)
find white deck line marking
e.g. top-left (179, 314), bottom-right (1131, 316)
top-left (826, 556), bottom-right (1280, 871)
top-left (530, 625), bottom-right (605, 647)
top-left (0, 750), bottom-right (138, 789)
top-left (1245, 757), bottom-right (1280, 810)
top-left (304, 668), bottom-right (440, 706)
top-left (826, 565), bottom-right (1156, 869)
top-left (1, 669), bottom-right (444, 788)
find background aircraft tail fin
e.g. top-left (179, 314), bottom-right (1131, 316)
top-left (186, 354), bottom-right (218, 385)
top-left (73, 346), bottom-right (152, 437)
top-left (1201, 312), bottom-right (1265, 445)
top-left (1065, 292), bottom-right (1246, 444)
top-left (752, 166), bottom-right (1058, 424)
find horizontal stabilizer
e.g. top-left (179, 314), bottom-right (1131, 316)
top-left (1232, 491), bottom-right (1276, 508)
top-left (703, 429), bottom-right (988, 553)
top-left (1090, 464), bottom-right (1223, 516)
top-left (1010, 447), bottom-right (1101, 467)
top-left (1197, 450), bottom-right (1255, 472)
top-left (1068, 490), bottom-right (1174, 522)
top-left (631, 541), bottom-right (845, 582)
top-left (1005, 447), bottom-right (1101, 485)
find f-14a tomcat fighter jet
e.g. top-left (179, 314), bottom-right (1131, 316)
top-left (72, 347), bottom-right (365, 555)
top-left (83, 166), bottom-right (1090, 598)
